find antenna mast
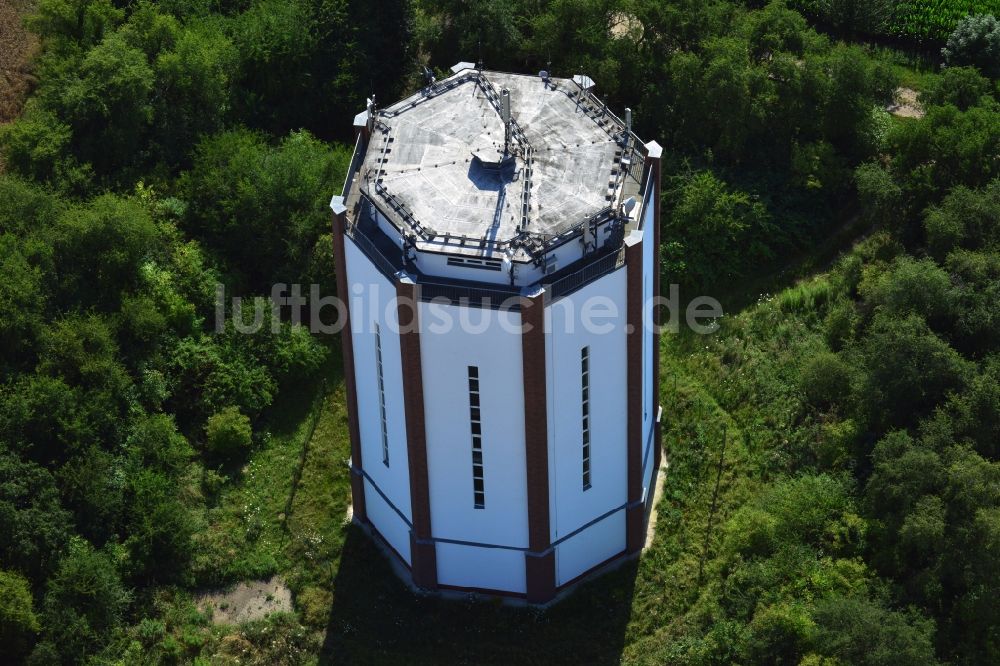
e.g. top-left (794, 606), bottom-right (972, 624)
top-left (501, 88), bottom-right (512, 157)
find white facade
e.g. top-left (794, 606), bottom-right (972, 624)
top-left (344, 239), bottom-right (414, 562)
top-left (546, 268), bottom-right (629, 584)
top-left (335, 69), bottom-right (661, 601)
top-left (343, 222), bottom-right (658, 596)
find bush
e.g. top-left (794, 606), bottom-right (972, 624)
top-left (824, 300), bottom-right (859, 350)
top-left (0, 570), bottom-right (40, 659)
top-left (204, 406), bottom-right (252, 457)
top-left (41, 538), bottom-right (130, 663)
top-left (861, 313), bottom-right (972, 428)
top-left (923, 66), bottom-right (993, 110)
top-left (942, 14), bottom-right (1000, 79)
top-left (800, 351), bottom-right (853, 408)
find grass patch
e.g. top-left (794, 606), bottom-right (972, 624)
top-left (125, 281), bottom-right (851, 663)
top-left (189, 350), bottom-right (342, 586)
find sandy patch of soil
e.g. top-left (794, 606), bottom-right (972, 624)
top-left (610, 11), bottom-right (643, 40)
top-left (644, 459), bottom-right (669, 551)
top-left (197, 577), bottom-right (293, 625)
top-left (887, 87), bottom-right (924, 119)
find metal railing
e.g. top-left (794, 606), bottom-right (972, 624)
top-left (418, 281), bottom-right (522, 311)
top-left (549, 247), bottom-right (625, 300)
top-left (341, 134), bottom-right (364, 197)
top-left (346, 224), bottom-right (401, 279)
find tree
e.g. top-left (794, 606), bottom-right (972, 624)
top-left (41, 538), bottom-right (130, 663)
top-left (790, 0), bottom-right (896, 39)
top-left (152, 24), bottom-right (238, 166)
top-left (859, 257), bottom-right (957, 334)
top-left (943, 14), bottom-right (1000, 79)
top-left (923, 66), bottom-right (994, 111)
top-left (860, 313), bottom-right (972, 429)
top-left (811, 596), bottom-right (939, 666)
top-left (0, 450), bottom-right (73, 581)
top-left (923, 180), bottom-right (1000, 259)
top-left (126, 413), bottom-right (194, 477)
top-left (55, 32), bottom-right (155, 179)
top-left (854, 162), bottom-right (901, 226)
top-left (0, 570), bottom-right (40, 660)
top-left (0, 235), bottom-right (46, 373)
top-left (57, 446), bottom-right (125, 545)
top-left (665, 170), bottom-right (775, 287)
top-left (205, 406), bottom-right (252, 457)
top-left (180, 128), bottom-right (346, 291)
top-left (124, 469), bottom-right (194, 583)
top-left (800, 351), bottom-right (853, 409)
top-left (0, 106), bottom-right (89, 190)
top-left (46, 194), bottom-right (159, 312)
top-left (27, 0), bottom-right (124, 55)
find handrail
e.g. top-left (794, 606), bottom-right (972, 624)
top-left (549, 247), bottom-right (625, 300)
top-left (341, 134), bottom-right (364, 197)
top-left (346, 223), bottom-right (400, 279)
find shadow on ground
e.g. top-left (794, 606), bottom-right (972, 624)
top-left (320, 526), bottom-right (639, 665)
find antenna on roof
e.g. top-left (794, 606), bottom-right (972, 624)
top-left (422, 65), bottom-right (436, 88)
top-left (477, 39), bottom-right (483, 71)
top-left (501, 88), bottom-right (512, 156)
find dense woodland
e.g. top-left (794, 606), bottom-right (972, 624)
top-left (1, 0), bottom-right (999, 664)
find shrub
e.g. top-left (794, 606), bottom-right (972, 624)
top-left (204, 406), bottom-right (252, 457)
top-left (0, 570), bottom-right (40, 659)
top-left (801, 351), bottom-right (853, 408)
top-left (943, 14), bottom-right (1000, 79)
top-left (923, 66), bottom-right (993, 110)
top-left (824, 300), bottom-right (859, 350)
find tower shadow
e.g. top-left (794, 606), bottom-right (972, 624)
top-left (319, 525), bottom-right (638, 665)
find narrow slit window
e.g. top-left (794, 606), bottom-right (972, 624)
top-left (468, 366), bottom-right (485, 508)
top-left (375, 324), bottom-right (389, 467)
top-left (581, 346), bottom-right (592, 490)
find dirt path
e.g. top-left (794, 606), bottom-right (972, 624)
top-left (643, 459), bottom-right (670, 551)
top-left (196, 577), bottom-right (293, 625)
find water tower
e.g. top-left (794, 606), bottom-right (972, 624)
top-left (330, 64), bottom-right (662, 603)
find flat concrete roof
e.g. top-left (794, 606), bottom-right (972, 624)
top-left (357, 69), bottom-right (643, 259)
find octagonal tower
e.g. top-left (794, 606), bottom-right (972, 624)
top-left (330, 64), bottom-right (662, 603)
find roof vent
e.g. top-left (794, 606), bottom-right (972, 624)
top-left (472, 148), bottom-right (514, 171)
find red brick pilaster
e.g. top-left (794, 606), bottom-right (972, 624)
top-left (397, 278), bottom-right (437, 589)
top-left (625, 235), bottom-right (645, 554)
top-left (521, 288), bottom-right (555, 603)
top-left (331, 200), bottom-right (367, 524)
top-left (645, 142), bottom-right (664, 474)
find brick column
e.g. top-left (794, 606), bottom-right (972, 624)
top-left (330, 197), bottom-right (366, 524)
top-left (645, 141), bottom-right (664, 474)
top-left (625, 233), bottom-right (645, 554)
top-left (521, 287), bottom-right (555, 603)
top-left (396, 277), bottom-right (437, 589)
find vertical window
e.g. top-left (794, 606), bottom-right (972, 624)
top-left (468, 366), bottom-right (485, 508)
top-left (375, 324), bottom-right (389, 467)
top-left (581, 346), bottom-right (592, 490)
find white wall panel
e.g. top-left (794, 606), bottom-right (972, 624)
top-left (364, 478), bottom-right (412, 564)
top-left (419, 302), bottom-right (530, 548)
top-left (436, 543), bottom-right (526, 593)
top-left (555, 510), bottom-right (626, 586)
top-left (546, 269), bottom-right (629, 542)
top-left (345, 239), bottom-right (412, 524)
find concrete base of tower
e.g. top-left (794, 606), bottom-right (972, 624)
top-left (345, 458), bottom-right (668, 607)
